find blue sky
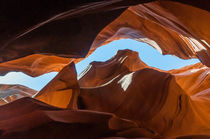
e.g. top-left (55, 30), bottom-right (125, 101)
top-left (0, 39), bottom-right (199, 90)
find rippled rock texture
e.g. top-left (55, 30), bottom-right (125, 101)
top-left (0, 84), bottom-right (37, 104)
top-left (0, 0), bottom-right (209, 138)
top-left (0, 49), bottom-right (209, 138)
top-left (0, 0), bottom-right (209, 77)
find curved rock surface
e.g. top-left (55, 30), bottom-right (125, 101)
top-left (0, 49), bottom-right (209, 138)
top-left (92, 1), bottom-right (210, 66)
top-left (0, 54), bottom-right (71, 77)
top-left (0, 84), bottom-right (37, 105)
top-left (78, 49), bottom-right (147, 87)
top-left (78, 50), bottom-right (210, 138)
top-left (0, 0), bottom-right (209, 77)
top-left (34, 63), bottom-right (80, 109)
top-left (0, 0), bottom-right (209, 138)
top-left (170, 63), bottom-right (210, 96)
top-left (0, 0), bottom-right (144, 62)
top-left (0, 97), bottom-right (153, 139)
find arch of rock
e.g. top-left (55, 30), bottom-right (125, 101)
top-left (0, 0), bottom-right (209, 138)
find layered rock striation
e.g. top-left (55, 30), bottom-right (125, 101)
top-left (0, 0), bottom-right (209, 77)
top-left (0, 49), bottom-right (209, 138)
top-left (0, 0), bottom-right (209, 138)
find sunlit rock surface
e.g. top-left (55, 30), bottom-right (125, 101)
top-left (78, 50), bottom-right (210, 138)
top-left (0, 0), bottom-right (209, 77)
top-left (92, 1), bottom-right (210, 67)
top-left (0, 49), bottom-right (209, 138)
top-left (169, 63), bottom-right (210, 96)
top-left (0, 0), bottom-right (209, 138)
top-left (34, 63), bottom-right (80, 109)
top-left (78, 49), bottom-right (147, 87)
top-left (0, 54), bottom-right (71, 77)
top-left (0, 84), bottom-right (37, 105)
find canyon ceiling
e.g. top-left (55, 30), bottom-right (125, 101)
top-left (0, 0), bottom-right (209, 138)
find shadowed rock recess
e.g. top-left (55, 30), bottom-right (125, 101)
top-left (0, 0), bottom-right (209, 138)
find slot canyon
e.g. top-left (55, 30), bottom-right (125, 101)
top-left (0, 0), bottom-right (209, 138)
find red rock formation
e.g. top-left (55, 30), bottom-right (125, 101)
top-left (0, 0), bottom-right (209, 77)
top-left (0, 54), bottom-right (71, 77)
top-left (0, 98), bottom-right (152, 139)
top-left (78, 49), bottom-right (147, 87)
top-left (34, 63), bottom-right (79, 109)
top-left (0, 84), bottom-right (37, 105)
top-left (92, 1), bottom-right (210, 67)
top-left (78, 50), bottom-right (210, 138)
top-left (0, 0), bottom-right (209, 138)
top-left (0, 0), bottom-right (144, 63)
top-left (0, 49), bottom-right (209, 138)
top-left (169, 63), bottom-right (210, 96)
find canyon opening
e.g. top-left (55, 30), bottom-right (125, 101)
top-left (0, 1), bottom-right (209, 139)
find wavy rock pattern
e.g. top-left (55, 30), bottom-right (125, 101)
top-left (0, 0), bottom-right (209, 138)
top-left (0, 54), bottom-right (71, 77)
top-left (92, 1), bottom-right (210, 66)
top-left (34, 63), bottom-right (80, 109)
top-left (0, 0), bottom-right (209, 77)
top-left (170, 63), bottom-right (210, 96)
top-left (0, 49), bottom-right (209, 138)
top-left (0, 84), bottom-right (37, 105)
top-left (78, 50), bottom-right (210, 138)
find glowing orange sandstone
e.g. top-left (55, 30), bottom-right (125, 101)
top-left (0, 0), bottom-right (209, 138)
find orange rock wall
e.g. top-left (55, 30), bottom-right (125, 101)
top-left (0, 49), bottom-right (208, 138)
top-left (0, 1), bottom-right (209, 77)
top-left (0, 0), bottom-right (209, 138)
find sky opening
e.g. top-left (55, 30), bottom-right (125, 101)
top-left (0, 39), bottom-right (199, 90)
